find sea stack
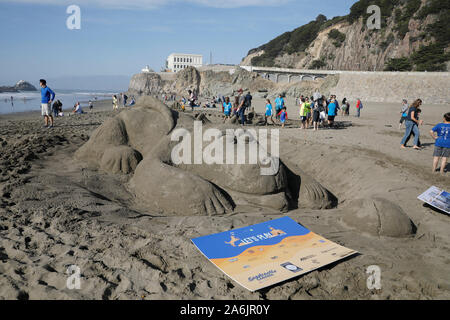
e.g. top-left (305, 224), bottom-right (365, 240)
top-left (127, 70), bottom-right (163, 97)
top-left (14, 80), bottom-right (37, 91)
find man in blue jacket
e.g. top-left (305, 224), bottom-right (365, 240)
top-left (40, 79), bottom-right (56, 128)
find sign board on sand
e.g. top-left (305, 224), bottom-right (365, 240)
top-left (418, 186), bottom-right (450, 214)
top-left (191, 216), bottom-right (358, 292)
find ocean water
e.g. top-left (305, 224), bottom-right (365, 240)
top-left (0, 89), bottom-right (117, 114)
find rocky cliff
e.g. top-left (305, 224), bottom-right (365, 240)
top-left (14, 80), bottom-right (37, 91)
top-left (128, 67), bottom-right (277, 98)
top-left (242, 0), bottom-right (449, 72)
top-left (127, 72), bottom-right (165, 96)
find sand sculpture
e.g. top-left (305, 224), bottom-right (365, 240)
top-left (341, 198), bottom-right (416, 237)
top-left (76, 96), bottom-right (337, 216)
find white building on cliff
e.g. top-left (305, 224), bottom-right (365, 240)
top-left (166, 53), bottom-right (203, 73)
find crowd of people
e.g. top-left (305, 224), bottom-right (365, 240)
top-left (210, 90), bottom-right (363, 131)
top-left (112, 93), bottom-right (135, 110)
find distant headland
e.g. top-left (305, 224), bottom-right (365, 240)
top-left (0, 80), bottom-right (37, 93)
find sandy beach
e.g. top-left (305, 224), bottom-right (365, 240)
top-left (0, 98), bottom-right (449, 300)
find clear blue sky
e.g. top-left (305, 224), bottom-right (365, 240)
top-left (0, 0), bottom-right (358, 89)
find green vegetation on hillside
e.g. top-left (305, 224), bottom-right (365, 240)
top-left (250, 15), bottom-right (327, 67)
top-left (394, 0), bottom-right (421, 38)
top-left (411, 44), bottom-right (450, 71)
top-left (320, 16), bottom-right (347, 31)
top-left (328, 29), bottom-right (346, 47)
top-left (310, 58), bottom-right (327, 69)
top-left (385, 44), bottom-right (450, 72)
top-left (384, 57), bottom-right (412, 71)
top-left (417, 0), bottom-right (450, 19)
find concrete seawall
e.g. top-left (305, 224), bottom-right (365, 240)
top-left (331, 72), bottom-right (449, 105)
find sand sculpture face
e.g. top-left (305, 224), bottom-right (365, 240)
top-left (75, 96), bottom-right (337, 216)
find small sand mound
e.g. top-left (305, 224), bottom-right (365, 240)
top-left (341, 198), bottom-right (415, 237)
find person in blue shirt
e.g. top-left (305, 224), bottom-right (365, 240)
top-left (264, 99), bottom-right (275, 126)
top-left (430, 112), bottom-right (450, 174)
top-left (278, 106), bottom-right (288, 128)
top-left (40, 79), bottom-right (56, 128)
top-left (327, 98), bottom-right (339, 127)
top-left (223, 97), bottom-right (232, 122)
top-left (275, 94), bottom-right (285, 119)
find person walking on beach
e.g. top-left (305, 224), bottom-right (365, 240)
top-left (429, 112), bottom-right (450, 174)
top-left (356, 99), bottom-right (363, 117)
top-left (89, 99), bottom-right (93, 111)
top-left (264, 99), bottom-right (275, 126)
top-left (275, 94), bottom-right (285, 120)
top-left (400, 99), bottom-right (423, 150)
top-left (40, 79), bottom-right (55, 128)
top-left (399, 99), bottom-right (409, 129)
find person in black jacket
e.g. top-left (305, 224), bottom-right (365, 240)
top-left (52, 100), bottom-right (63, 117)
